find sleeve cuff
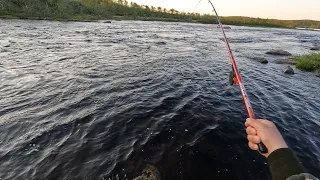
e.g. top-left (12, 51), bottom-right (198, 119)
top-left (267, 148), bottom-right (305, 180)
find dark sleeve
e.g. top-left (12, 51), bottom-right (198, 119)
top-left (287, 173), bottom-right (319, 180)
top-left (267, 148), bottom-right (305, 180)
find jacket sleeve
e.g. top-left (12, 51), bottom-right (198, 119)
top-left (287, 173), bottom-right (319, 180)
top-left (267, 148), bottom-right (305, 180)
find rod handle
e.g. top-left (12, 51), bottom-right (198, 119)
top-left (258, 142), bottom-right (268, 154)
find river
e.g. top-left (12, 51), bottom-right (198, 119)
top-left (0, 19), bottom-right (319, 180)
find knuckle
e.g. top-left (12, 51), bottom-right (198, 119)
top-left (246, 128), bottom-right (253, 135)
top-left (247, 135), bottom-right (251, 140)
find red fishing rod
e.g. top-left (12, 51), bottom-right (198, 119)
top-left (208, 0), bottom-right (268, 153)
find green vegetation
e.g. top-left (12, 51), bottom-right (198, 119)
top-left (292, 53), bottom-right (320, 72)
top-left (0, 0), bottom-right (320, 29)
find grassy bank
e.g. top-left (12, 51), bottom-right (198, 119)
top-left (0, 0), bottom-right (320, 29)
top-left (292, 53), bottom-right (320, 73)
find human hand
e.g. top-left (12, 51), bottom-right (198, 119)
top-left (245, 118), bottom-right (288, 158)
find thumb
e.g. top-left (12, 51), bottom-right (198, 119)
top-left (245, 118), bottom-right (264, 130)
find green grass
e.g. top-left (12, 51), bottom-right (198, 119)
top-left (292, 53), bottom-right (320, 72)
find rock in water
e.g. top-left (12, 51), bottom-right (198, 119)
top-left (311, 46), bottom-right (320, 51)
top-left (103, 21), bottom-right (112, 23)
top-left (284, 66), bottom-right (295, 74)
top-left (266, 50), bottom-right (292, 56)
top-left (155, 42), bottom-right (166, 45)
top-left (315, 69), bottom-right (320, 77)
top-left (250, 57), bottom-right (268, 64)
top-left (274, 59), bottom-right (297, 65)
top-left (44, 17), bottom-right (53, 21)
top-left (133, 165), bottom-right (160, 180)
top-left (217, 25), bottom-right (231, 29)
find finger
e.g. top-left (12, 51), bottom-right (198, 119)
top-left (245, 118), bottom-right (264, 129)
top-left (247, 135), bottom-right (261, 144)
top-left (245, 118), bottom-right (257, 127)
top-left (248, 142), bottom-right (259, 151)
top-left (245, 118), bottom-right (251, 127)
top-left (246, 127), bottom-right (257, 135)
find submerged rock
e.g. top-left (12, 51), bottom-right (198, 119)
top-left (311, 46), bottom-right (320, 51)
top-left (155, 42), bottom-right (166, 45)
top-left (250, 57), bottom-right (268, 64)
top-left (274, 59), bottom-right (297, 65)
top-left (266, 50), bottom-right (292, 56)
top-left (133, 165), bottom-right (160, 180)
top-left (284, 66), bottom-right (295, 74)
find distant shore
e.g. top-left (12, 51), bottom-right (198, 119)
top-left (1, 0), bottom-right (320, 29)
top-left (1, 15), bottom-right (320, 31)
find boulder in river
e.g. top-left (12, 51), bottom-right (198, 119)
top-left (310, 46), bottom-right (320, 51)
top-left (284, 66), bottom-right (295, 75)
top-left (155, 42), bottom-right (166, 45)
top-left (250, 57), bottom-right (268, 64)
top-left (274, 59), bottom-right (297, 65)
top-left (103, 21), bottom-right (112, 23)
top-left (266, 50), bottom-right (292, 56)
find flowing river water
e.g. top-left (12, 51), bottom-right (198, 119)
top-left (0, 19), bottom-right (319, 180)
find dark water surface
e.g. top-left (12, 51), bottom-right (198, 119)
top-left (0, 20), bottom-right (319, 180)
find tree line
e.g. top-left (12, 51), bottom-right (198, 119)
top-left (0, 0), bottom-right (319, 29)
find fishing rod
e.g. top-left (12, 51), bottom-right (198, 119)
top-left (207, 0), bottom-right (268, 154)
